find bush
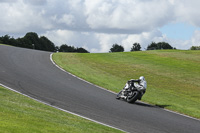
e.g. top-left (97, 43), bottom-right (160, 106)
top-left (190, 46), bottom-right (200, 50)
top-left (147, 42), bottom-right (174, 50)
top-left (109, 44), bottom-right (124, 52)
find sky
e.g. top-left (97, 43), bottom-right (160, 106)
top-left (1, 0), bottom-right (200, 53)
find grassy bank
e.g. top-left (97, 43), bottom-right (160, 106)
top-left (0, 86), bottom-right (123, 133)
top-left (53, 50), bottom-right (200, 119)
top-left (0, 44), bottom-right (9, 46)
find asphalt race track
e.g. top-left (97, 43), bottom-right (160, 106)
top-left (0, 45), bottom-right (199, 133)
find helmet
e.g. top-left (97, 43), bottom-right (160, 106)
top-left (139, 76), bottom-right (145, 81)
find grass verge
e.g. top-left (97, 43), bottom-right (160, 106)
top-left (53, 50), bottom-right (200, 119)
top-left (0, 86), bottom-right (123, 133)
top-left (0, 44), bottom-right (9, 46)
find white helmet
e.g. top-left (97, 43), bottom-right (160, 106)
top-left (139, 76), bottom-right (145, 81)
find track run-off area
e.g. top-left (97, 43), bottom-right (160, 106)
top-left (0, 45), bottom-right (199, 133)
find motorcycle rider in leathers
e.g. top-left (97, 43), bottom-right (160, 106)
top-left (133, 76), bottom-right (147, 92)
top-left (121, 76), bottom-right (147, 100)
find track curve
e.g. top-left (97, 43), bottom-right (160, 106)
top-left (0, 45), bottom-right (199, 133)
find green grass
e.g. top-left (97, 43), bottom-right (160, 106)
top-left (53, 50), bottom-right (200, 119)
top-left (0, 44), bottom-right (9, 46)
top-left (0, 86), bottom-right (123, 133)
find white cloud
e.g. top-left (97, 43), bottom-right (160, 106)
top-left (43, 30), bottom-right (99, 52)
top-left (0, 0), bottom-right (17, 3)
top-left (84, 0), bottom-right (174, 33)
top-left (95, 33), bottom-right (127, 52)
top-left (57, 14), bottom-right (75, 26)
top-left (43, 30), bottom-right (75, 46)
top-left (122, 30), bottom-right (163, 51)
top-left (174, 0), bottom-right (200, 27)
top-left (191, 30), bottom-right (200, 46)
top-left (0, 0), bottom-right (200, 52)
top-left (23, 0), bottom-right (47, 6)
top-left (0, 0), bottom-right (53, 34)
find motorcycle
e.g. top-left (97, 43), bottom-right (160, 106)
top-left (116, 80), bottom-right (146, 103)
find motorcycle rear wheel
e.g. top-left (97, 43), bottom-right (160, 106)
top-left (126, 91), bottom-right (140, 103)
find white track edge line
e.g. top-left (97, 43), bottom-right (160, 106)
top-left (50, 53), bottom-right (200, 122)
top-left (0, 83), bottom-right (127, 133)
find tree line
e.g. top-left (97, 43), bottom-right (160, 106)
top-left (190, 46), bottom-right (200, 50)
top-left (109, 42), bottom-right (176, 52)
top-left (0, 32), bottom-right (89, 53)
top-left (1, 32), bottom-right (199, 53)
top-left (109, 42), bottom-right (200, 52)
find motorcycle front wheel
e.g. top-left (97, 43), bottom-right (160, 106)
top-left (126, 91), bottom-right (140, 103)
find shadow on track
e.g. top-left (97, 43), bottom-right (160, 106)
top-left (116, 97), bottom-right (171, 109)
top-left (135, 101), bottom-right (171, 109)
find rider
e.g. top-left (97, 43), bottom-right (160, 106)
top-left (126, 76), bottom-right (147, 99)
top-left (131, 76), bottom-right (147, 92)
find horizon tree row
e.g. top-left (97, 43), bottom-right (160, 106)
top-left (0, 32), bottom-right (89, 53)
top-left (190, 46), bottom-right (200, 50)
top-left (59, 44), bottom-right (89, 53)
top-left (0, 33), bottom-right (56, 52)
top-left (1, 32), bottom-right (199, 53)
top-left (109, 42), bottom-right (176, 52)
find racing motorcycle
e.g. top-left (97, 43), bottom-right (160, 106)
top-left (116, 79), bottom-right (146, 103)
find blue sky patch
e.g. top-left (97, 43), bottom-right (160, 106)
top-left (160, 22), bottom-right (199, 40)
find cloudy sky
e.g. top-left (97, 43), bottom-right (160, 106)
top-left (1, 0), bottom-right (200, 52)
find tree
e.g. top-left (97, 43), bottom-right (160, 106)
top-left (39, 36), bottom-right (56, 52)
top-left (59, 44), bottom-right (76, 52)
top-left (130, 43), bottom-right (141, 51)
top-left (147, 42), bottom-right (157, 50)
top-left (0, 32), bottom-right (91, 52)
top-left (190, 46), bottom-right (200, 50)
top-left (23, 32), bottom-right (41, 49)
top-left (147, 42), bottom-right (173, 50)
top-left (109, 44), bottom-right (124, 52)
top-left (58, 44), bottom-right (89, 53)
top-left (76, 47), bottom-right (89, 53)
top-left (16, 37), bottom-right (31, 48)
top-left (0, 35), bottom-right (11, 44)
top-left (157, 42), bottom-right (173, 49)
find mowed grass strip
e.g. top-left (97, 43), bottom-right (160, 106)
top-left (53, 50), bottom-right (200, 119)
top-left (0, 86), bottom-right (123, 133)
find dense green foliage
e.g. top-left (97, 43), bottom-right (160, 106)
top-left (59, 44), bottom-right (89, 53)
top-left (0, 33), bottom-right (89, 53)
top-left (0, 33), bottom-right (56, 52)
top-left (53, 50), bottom-right (200, 118)
top-left (109, 44), bottom-right (124, 52)
top-left (0, 86), bottom-right (123, 133)
top-left (130, 43), bottom-right (141, 51)
top-left (190, 46), bottom-right (200, 50)
top-left (147, 42), bottom-right (175, 50)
